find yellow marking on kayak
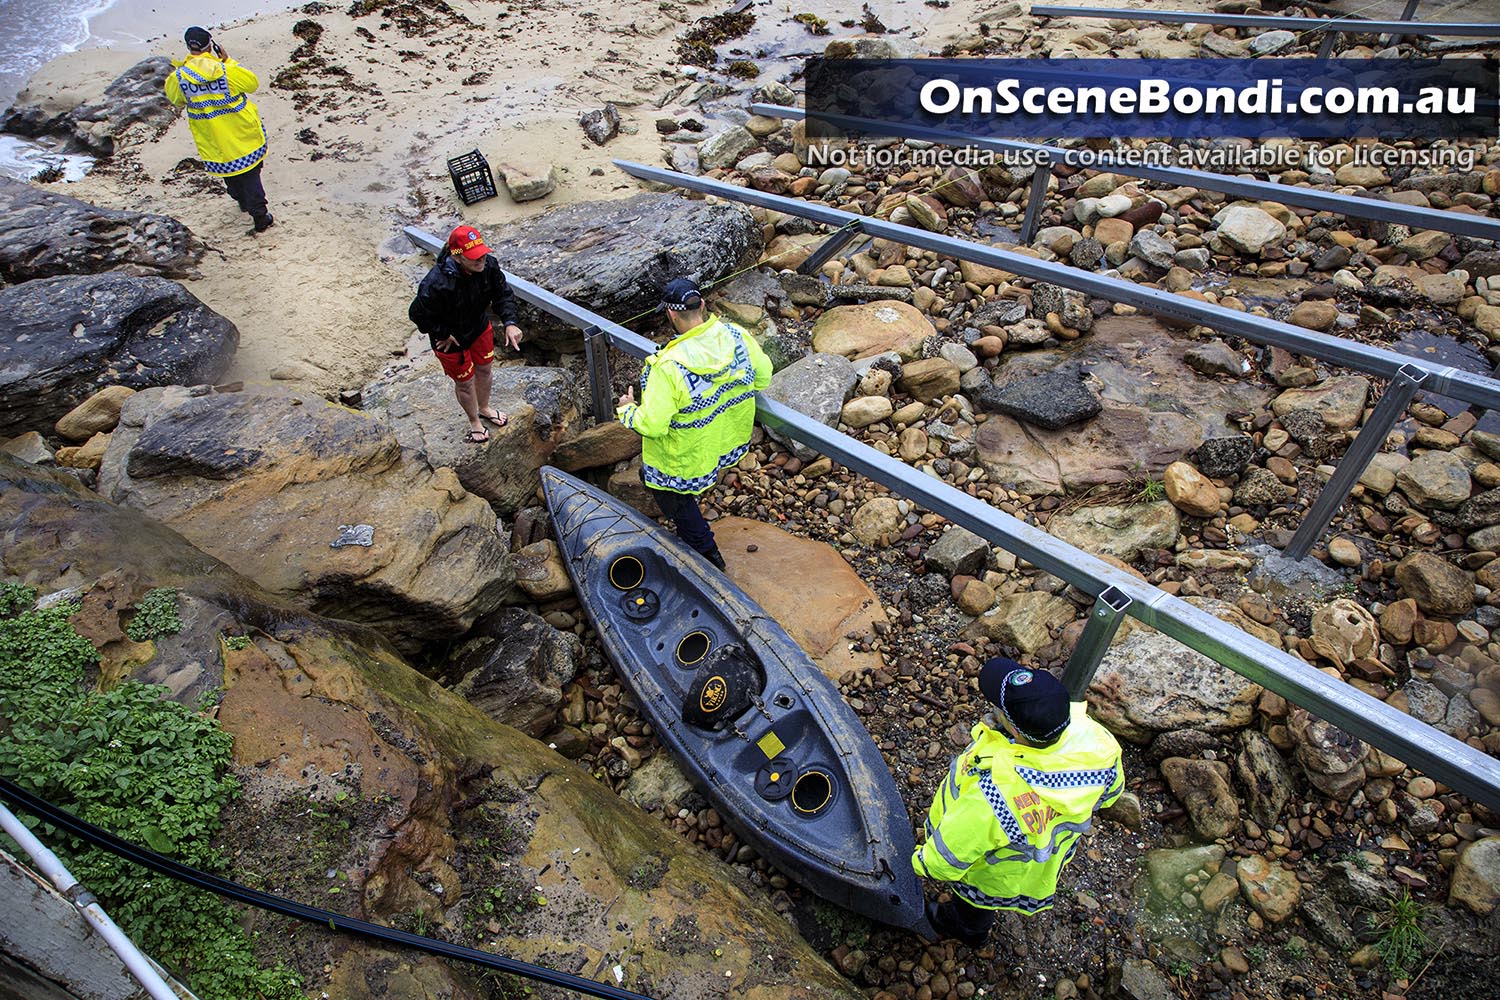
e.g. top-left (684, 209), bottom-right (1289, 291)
top-left (770, 772), bottom-right (781, 782)
top-left (757, 731), bottom-right (785, 759)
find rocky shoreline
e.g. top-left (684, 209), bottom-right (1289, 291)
top-left (3, 2), bottom-right (1500, 1000)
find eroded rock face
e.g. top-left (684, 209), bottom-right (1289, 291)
top-left (0, 177), bottom-right (203, 282)
top-left (0, 456), bottom-right (861, 1000)
top-left (0, 273), bottom-right (237, 440)
top-left (2, 57), bottom-right (176, 155)
top-left (362, 360), bottom-right (581, 514)
top-left (96, 384), bottom-right (513, 650)
top-left (1088, 601), bottom-right (1273, 742)
top-left (450, 608), bottom-right (581, 736)
top-left (483, 194), bottom-right (762, 351)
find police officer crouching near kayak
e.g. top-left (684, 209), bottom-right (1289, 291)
top-left (164, 27), bottom-right (274, 235)
top-left (913, 657), bottom-right (1123, 948)
top-left (616, 278), bottom-right (772, 570)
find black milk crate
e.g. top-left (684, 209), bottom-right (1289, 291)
top-left (447, 150), bottom-right (497, 205)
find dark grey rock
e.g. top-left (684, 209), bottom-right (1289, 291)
top-left (1030, 282), bottom-right (1093, 332)
top-left (0, 273), bottom-right (237, 439)
top-left (1146, 729), bottom-right (1221, 763)
top-left (484, 193), bottom-right (762, 352)
top-left (761, 353), bottom-right (857, 460)
top-left (1184, 340), bottom-right (1244, 378)
top-left (1129, 230), bottom-right (1177, 270)
top-left (1456, 250), bottom-right (1500, 280)
top-left (925, 526), bottom-right (989, 578)
top-left (1280, 407), bottom-right (1341, 459)
top-left (1454, 487), bottom-right (1500, 532)
top-left (3, 57), bottom-right (175, 156)
top-left (905, 572), bottom-right (950, 610)
top-left (0, 177), bottom-right (202, 282)
top-left (1235, 730), bottom-right (1295, 828)
top-left (1195, 435), bottom-right (1254, 478)
top-left (828, 283), bottom-right (913, 304)
top-left (969, 298), bottom-right (1028, 328)
top-left (1069, 237), bottom-right (1104, 270)
top-left (452, 608), bottom-right (582, 737)
top-left (977, 368), bottom-right (1102, 430)
top-left (1299, 894), bottom-right (1357, 951)
top-left (579, 103), bottom-right (620, 145)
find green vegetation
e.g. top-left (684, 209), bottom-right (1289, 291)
top-left (125, 587), bottom-right (182, 642)
top-left (0, 587), bottom-right (300, 1000)
top-left (724, 60), bottom-right (760, 80)
top-left (1167, 959), bottom-right (1193, 978)
top-left (221, 634), bottom-right (251, 651)
top-left (1133, 478), bottom-right (1166, 503)
top-left (1246, 944), bottom-right (1267, 965)
top-left (811, 899), bottom-right (870, 949)
top-left (1374, 890), bottom-right (1429, 980)
top-left (1284, 936), bottom-right (1307, 960)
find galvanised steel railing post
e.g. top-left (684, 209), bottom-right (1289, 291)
top-left (582, 325), bottom-right (614, 424)
top-left (1062, 586), bottom-right (1133, 699)
top-left (1020, 157), bottom-right (1053, 243)
top-left (1391, 0), bottom-right (1423, 48)
top-left (1316, 30), bottom-right (1339, 60)
top-left (1286, 364), bottom-right (1428, 561)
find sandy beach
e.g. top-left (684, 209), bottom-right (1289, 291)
top-left (8, 0), bottom-right (746, 394)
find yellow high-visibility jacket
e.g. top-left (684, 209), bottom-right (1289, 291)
top-left (913, 704), bottom-right (1124, 914)
top-left (617, 315), bottom-right (773, 495)
top-left (163, 53), bottom-right (266, 177)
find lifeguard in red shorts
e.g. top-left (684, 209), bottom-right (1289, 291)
top-left (408, 225), bottom-right (524, 442)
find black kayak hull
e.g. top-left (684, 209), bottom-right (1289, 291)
top-left (541, 466), bottom-right (929, 935)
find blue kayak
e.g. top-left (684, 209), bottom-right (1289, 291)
top-left (541, 466), bottom-right (930, 935)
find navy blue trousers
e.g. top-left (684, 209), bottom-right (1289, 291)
top-left (648, 486), bottom-right (719, 559)
top-left (223, 163), bottom-right (269, 223)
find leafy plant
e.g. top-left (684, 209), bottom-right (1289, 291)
top-left (0, 588), bottom-right (299, 1000)
top-left (1168, 959), bottom-right (1193, 978)
top-left (221, 634), bottom-right (251, 651)
top-left (1284, 936), bottom-right (1307, 959)
top-left (0, 582), bottom-right (37, 618)
top-left (1246, 944), bottom-right (1267, 965)
top-left (125, 587), bottom-right (182, 642)
top-left (1374, 890), bottom-right (1429, 980)
top-left (1134, 478), bottom-right (1166, 503)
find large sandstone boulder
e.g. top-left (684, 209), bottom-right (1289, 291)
top-left (1450, 837), bottom-right (1500, 916)
top-left (1395, 552), bottom-right (1475, 616)
top-left (1088, 600), bottom-right (1274, 742)
top-left (2, 57), bottom-right (176, 156)
top-left (0, 273), bottom-right (237, 440)
top-left (810, 301), bottom-right (934, 360)
top-left (450, 607), bottom-right (582, 736)
top-left (1271, 376), bottom-right (1371, 431)
top-left (1160, 757), bottom-right (1240, 842)
top-left (0, 456), bottom-right (861, 1000)
top-left (483, 194), bottom-right (762, 351)
top-left (963, 590), bottom-right (1078, 654)
top-left (1287, 708), bottom-right (1368, 800)
top-left (362, 359), bottom-right (581, 513)
top-left (1047, 501), bottom-right (1180, 562)
top-left (96, 384), bottom-right (513, 650)
top-left (977, 405), bottom-right (1203, 496)
top-left (0, 177), bottom-right (202, 282)
top-left (714, 516), bottom-right (889, 678)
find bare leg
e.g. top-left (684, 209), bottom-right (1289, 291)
top-left (454, 378), bottom-right (484, 435)
top-left (474, 363), bottom-right (508, 425)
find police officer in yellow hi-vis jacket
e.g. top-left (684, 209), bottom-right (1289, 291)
top-left (617, 278), bottom-right (773, 570)
top-left (913, 657), bottom-right (1124, 948)
top-left (164, 26), bottom-right (273, 234)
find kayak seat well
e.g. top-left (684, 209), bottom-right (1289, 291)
top-left (681, 643), bottom-right (766, 731)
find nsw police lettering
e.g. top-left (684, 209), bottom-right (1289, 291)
top-left (181, 76), bottom-right (229, 97)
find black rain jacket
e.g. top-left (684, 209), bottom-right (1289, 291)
top-left (408, 253), bottom-right (520, 351)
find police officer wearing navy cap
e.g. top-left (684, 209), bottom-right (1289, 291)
top-left (912, 657), bottom-right (1124, 947)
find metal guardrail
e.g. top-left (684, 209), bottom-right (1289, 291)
top-left (748, 103), bottom-right (1500, 244)
top-left (1029, 4), bottom-right (1500, 58)
top-left (611, 158), bottom-right (1500, 561)
top-left (0, 800), bottom-right (183, 1000)
top-left (402, 224), bottom-right (1500, 812)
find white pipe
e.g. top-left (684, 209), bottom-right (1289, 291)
top-left (0, 800), bottom-right (181, 1000)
